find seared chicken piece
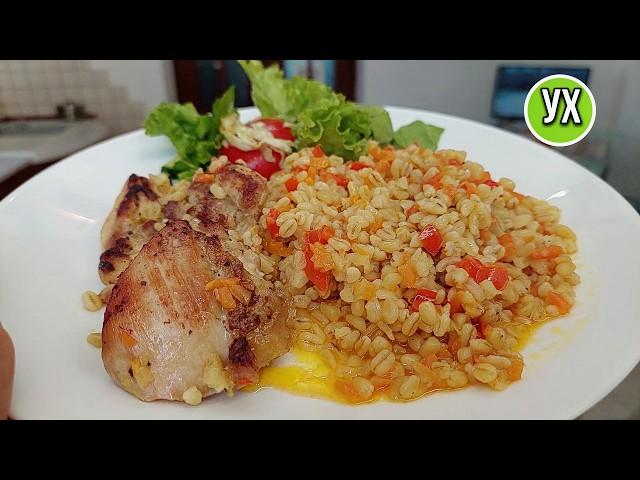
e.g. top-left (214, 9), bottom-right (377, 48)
top-left (215, 163), bottom-right (267, 217)
top-left (98, 164), bottom-right (267, 285)
top-left (102, 220), bottom-right (292, 401)
top-left (186, 163), bottom-right (267, 236)
top-left (99, 163), bottom-right (287, 402)
top-left (99, 175), bottom-right (162, 285)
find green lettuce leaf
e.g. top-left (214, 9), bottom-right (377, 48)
top-left (293, 102), bottom-right (392, 160)
top-left (392, 120), bottom-right (444, 150)
top-left (240, 61), bottom-right (403, 159)
top-left (211, 85), bottom-right (236, 133)
top-left (294, 105), bottom-right (351, 160)
top-left (238, 60), bottom-right (340, 122)
top-left (143, 86), bottom-right (236, 179)
top-left (361, 105), bottom-right (393, 144)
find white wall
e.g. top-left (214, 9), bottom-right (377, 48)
top-left (357, 60), bottom-right (640, 196)
top-left (357, 60), bottom-right (638, 133)
top-left (89, 60), bottom-right (176, 113)
top-left (358, 60), bottom-right (495, 124)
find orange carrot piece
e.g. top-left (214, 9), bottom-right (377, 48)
top-left (264, 240), bottom-right (292, 256)
top-left (498, 233), bottom-right (516, 259)
top-left (529, 245), bottom-right (564, 260)
top-left (398, 262), bottom-right (417, 288)
top-left (406, 204), bottom-right (420, 216)
top-left (423, 353), bottom-right (438, 368)
top-left (310, 243), bottom-right (334, 272)
top-left (547, 291), bottom-right (571, 315)
top-left (193, 173), bottom-right (216, 184)
top-left (507, 358), bottom-right (524, 381)
top-left (368, 218), bottom-right (384, 234)
top-left (216, 287), bottom-right (237, 310)
top-left (461, 181), bottom-right (477, 195)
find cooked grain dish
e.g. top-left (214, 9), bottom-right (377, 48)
top-left (86, 140), bottom-right (579, 405)
top-left (253, 142), bottom-right (579, 402)
top-left (84, 61), bottom-right (580, 406)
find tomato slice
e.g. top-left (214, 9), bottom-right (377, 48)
top-left (312, 145), bottom-right (325, 157)
top-left (302, 225), bottom-right (335, 294)
top-left (285, 177), bottom-right (299, 192)
top-left (304, 225), bottom-right (334, 245)
top-left (473, 171), bottom-right (499, 187)
top-left (220, 145), bottom-right (282, 179)
top-left (349, 161), bottom-right (369, 171)
top-left (303, 245), bottom-right (331, 294)
top-left (419, 225), bottom-right (443, 256)
top-left (410, 289), bottom-right (438, 312)
top-left (334, 175), bottom-right (349, 187)
top-left (248, 118), bottom-right (294, 141)
top-left (484, 179), bottom-right (500, 187)
top-left (476, 265), bottom-right (509, 290)
top-left (266, 209), bottom-right (280, 238)
top-left (456, 255), bottom-right (509, 291)
top-left (456, 257), bottom-right (484, 279)
top-left (321, 172), bottom-right (348, 187)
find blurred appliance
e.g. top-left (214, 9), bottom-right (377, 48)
top-left (490, 65), bottom-right (609, 180)
top-left (491, 65), bottom-right (590, 122)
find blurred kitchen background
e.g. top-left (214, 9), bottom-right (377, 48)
top-left (1, 60), bottom-right (639, 418)
top-left (2, 60), bottom-right (639, 204)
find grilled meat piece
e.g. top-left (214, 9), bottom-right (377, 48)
top-left (99, 175), bottom-right (162, 285)
top-left (101, 220), bottom-right (292, 402)
top-left (98, 164), bottom-right (267, 285)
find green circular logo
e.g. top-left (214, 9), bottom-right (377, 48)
top-left (524, 74), bottom-right (596, 147)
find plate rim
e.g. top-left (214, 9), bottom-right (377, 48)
top-left (2, 105), bottom-right (640, 419)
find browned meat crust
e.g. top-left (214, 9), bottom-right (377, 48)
top-left (216, 163), bottom-right (267, 213)
top-left (98, 165), bottom-right (268, 286)
top-left (101, 220), bottom-right (292, 402)
top-left (117, 174), bottom-right (158, 216)
top-left (99, 175), bottom-right (163, 284)
top-left (98, 162), bottom-right (290, 403)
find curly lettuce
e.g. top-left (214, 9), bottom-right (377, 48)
top-left (144, 61), bottom-right (446, 178)
top-left (293, 103), bottom-right (393, 159)
top-left (238, 60), bottom-right (341, 122)
top-left (144, 86), bottom-right (236, 180)
top-left (239, 61), bottom-right (395, 159)
top-left (392, 120), bottom-right (444, 150)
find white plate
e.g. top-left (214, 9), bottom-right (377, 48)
top-left (2, 106), bottom-right (640, 419)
